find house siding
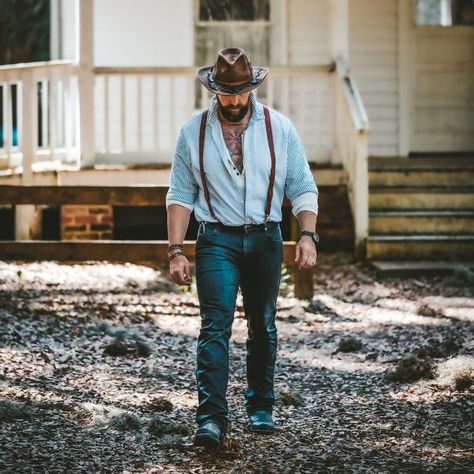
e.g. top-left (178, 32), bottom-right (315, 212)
top-left (349, 0), bottom-right (400, 157)
top-left (412, 27), bottom-right (474, 152)
top-left (288, 0), bottom-right (332, 162)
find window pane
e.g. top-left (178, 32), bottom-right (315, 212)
top-left (416, 0), bottom-right (474, 25)
top-left (416, 0), bottom-right (448, 25)
top-left (199, 0), bottom-right (270, 22)
top-left (452, 0), bottom-right (474, 25)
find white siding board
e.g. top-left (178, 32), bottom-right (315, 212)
top-left (288, 0), bottom-right (330, 64)
top-left (94, 0), bottom-right (194, 67)
top-left (349, 0), bottom-right (399, 156)
top-left (411, 26), bottom-right (474, 152)
top-left (287, 0), bottom-right (332, 162)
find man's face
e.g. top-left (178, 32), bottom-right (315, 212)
top-left (216, 92), bottom-right (251, 122)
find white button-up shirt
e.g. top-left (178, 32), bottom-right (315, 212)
top-left (166, 92), bottom-right (318, 225)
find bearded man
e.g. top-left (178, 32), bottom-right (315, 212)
top-left (166, 47), bottom-right (319, 448)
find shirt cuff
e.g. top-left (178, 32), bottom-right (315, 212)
top-left (291, 191), bottom-right (319, 217)
top-left (166, 200), bottom-right (194, 212)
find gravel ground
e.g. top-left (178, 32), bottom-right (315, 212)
top-left (0, 254), bottom-right (473, 473)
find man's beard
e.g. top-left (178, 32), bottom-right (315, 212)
top-left (217, 99), bottom-right (250, 123)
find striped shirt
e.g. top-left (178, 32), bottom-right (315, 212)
top-left (166, 92), bottom-right (318, 225)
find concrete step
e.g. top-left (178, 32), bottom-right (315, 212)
top-left (369, 186), bottom-right (474, 210)
top-left (369, 169), bottom-right (474, 187)
top-left (366, 234), bottom-right (474, 260)
top-left (370, 260), bottom-right (474, 277)
top-left (369, 210), bottom-right (474, 234)
top-left (369, 155), bottom-right (474, 170)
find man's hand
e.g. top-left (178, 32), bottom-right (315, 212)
top-left (294, 236), bottom-right (317, 270)
top-left (169, 255), bottom-right (192, 286)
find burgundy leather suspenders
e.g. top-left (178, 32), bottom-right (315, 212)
top-left (198, 109), bottom-right (218, 221)
top-left (263, 106), bottom-right (276, 223)
top-left (198, 105), bottom-right (276, 225)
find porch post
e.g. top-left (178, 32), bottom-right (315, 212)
top-left (329, 0), bottom-right (349, 67)
top-left (329, 0), bottom-right (349, 165)
top-left (76, 0), bottom-right (95, 168)
top-left (15, 71), bottom-right (43, 240)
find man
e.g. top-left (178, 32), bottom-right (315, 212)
top-left (166, 47), bottom-right (319, 448)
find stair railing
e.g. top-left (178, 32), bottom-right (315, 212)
top-left (333, 57), bottom-right (370, 258)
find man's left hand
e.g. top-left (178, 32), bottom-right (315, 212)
top-left (294, 236), bottom-right (317, 270)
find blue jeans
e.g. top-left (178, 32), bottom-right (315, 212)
top-left (194, 220), bottom-right (283, 431)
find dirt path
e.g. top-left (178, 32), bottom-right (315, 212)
top-left (0, 255), bottom-right (473, 473)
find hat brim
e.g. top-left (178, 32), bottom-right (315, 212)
top-left (196, 66), bottom-right (269, 96)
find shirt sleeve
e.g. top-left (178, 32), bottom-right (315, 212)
top-left (285, 122), bottom-right (319, 217)
top-left (166, 128), bottom-right (199, 211)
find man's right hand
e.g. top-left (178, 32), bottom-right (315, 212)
top-left (169, 255), bottom-right (192, 286)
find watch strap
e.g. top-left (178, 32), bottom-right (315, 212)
top-left (300, 230), bottom-right (319, 243)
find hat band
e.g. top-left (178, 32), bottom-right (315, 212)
top-left (214, 76), bottom-right (251, 87)
top-left (207, 69), bottom-right (261, 92)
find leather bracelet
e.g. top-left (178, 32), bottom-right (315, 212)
top-left (168, 251), bottom-right (184, 262)
top-left (168, 243), bottom-right (184, 251)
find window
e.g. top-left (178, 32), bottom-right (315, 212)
top-left (415, 0), bottom-right (474, 26)
top-left (194, 0), bottom-right (272, 108)
top-left (199, 0), bottom-right (270, 22)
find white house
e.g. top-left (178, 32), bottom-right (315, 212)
top-left (1, 0), bottom-right (473, 263)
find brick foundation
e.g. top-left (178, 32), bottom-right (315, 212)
top-left (61, 205), bottom-right (114, 240)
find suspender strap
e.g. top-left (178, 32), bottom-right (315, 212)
top-left (198, 105), bottom-right (277, 225)
top-left (263, 105), bottom-right (276, 223)
top-left (199, 110), bottom-right (219, 221)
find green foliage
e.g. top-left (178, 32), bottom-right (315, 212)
top-left (0, 0), bottom-right (50, 65)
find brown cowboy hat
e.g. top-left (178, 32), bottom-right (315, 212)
top-left (197, 47), bottom-right (269, 96)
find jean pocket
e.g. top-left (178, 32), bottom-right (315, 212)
top-left (197, 222), bottom-right (220, 240)
top-left (265, 225), bottom-right (283, 242)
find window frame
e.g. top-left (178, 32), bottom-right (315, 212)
top-left (194, 0), bottom-right (271, 27)
top-left (413, 0), bottom-right (474, 28)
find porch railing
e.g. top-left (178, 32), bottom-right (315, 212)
top-left (1, 62), bottom-right (334, 170)
top-left (333, 58), bottom-right (370, 258)
top-left (0, 60), bottom-right (80, 173)
top-left (93, 64), bottom-right (332, 164)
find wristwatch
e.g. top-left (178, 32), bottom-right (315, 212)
top-left (299, 230), bottom-right (319, 246)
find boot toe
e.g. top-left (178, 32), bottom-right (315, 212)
top-left (193, 420), bottom-right (225, 448)
top-left (248, 410), bottom-right (275, 433)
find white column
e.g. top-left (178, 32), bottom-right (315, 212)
top-left (76, 0), bottom-right (95, 168)
top-left (50, 0), bottom-right (60, 60)
top-left (15, 71), bottom-right (43, 240)
top-left (270, 0), bottom-right (289, 113)
top-left (329, 0), bottom-right (349, 66)
top-left (398, 0), bottom-right (414, 157)
top-left (330, 0), bottom-right (349, 165)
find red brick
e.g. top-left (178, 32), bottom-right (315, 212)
top-left (62, 205), bottom-right (87, 215)
top-left (76, 215), bottom-right (99, 225)
top-left (100, 215), bottom-right (113, 224)
top-left (89, 207), bottom-right (111, 215)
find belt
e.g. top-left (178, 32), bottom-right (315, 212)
top-left (201, 220), bottom-right (279, 233)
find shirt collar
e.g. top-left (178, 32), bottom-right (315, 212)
top-left (207, 92), bottom-right (264, 126)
